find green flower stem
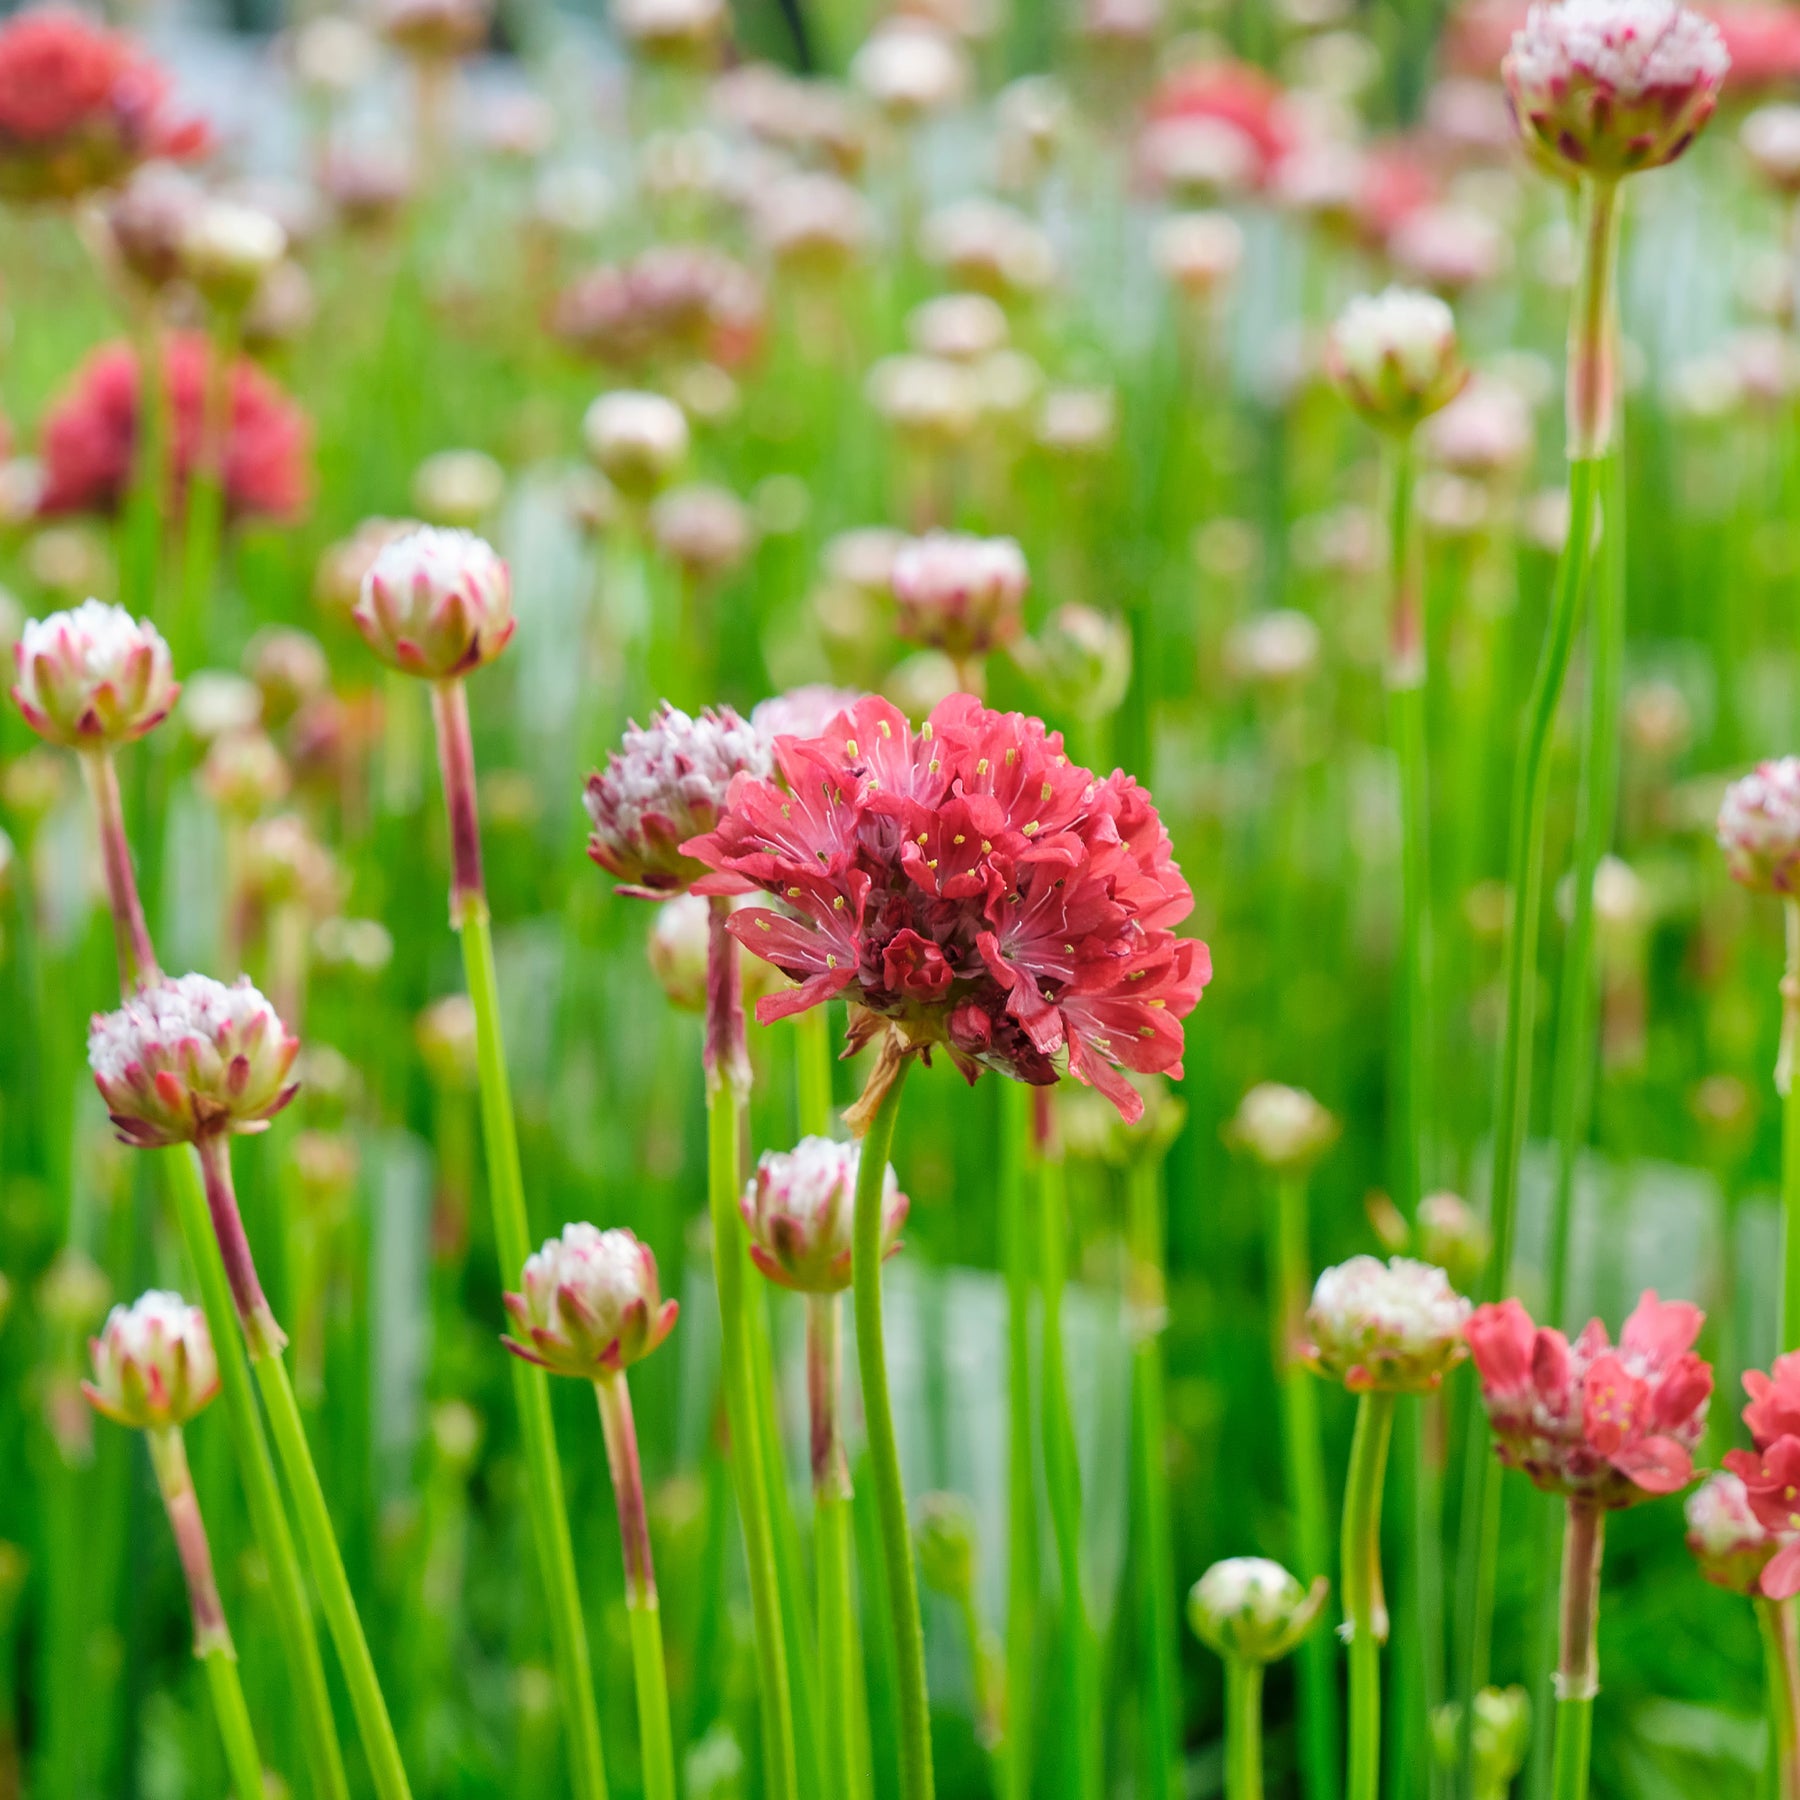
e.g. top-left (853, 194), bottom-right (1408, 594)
top-left (1781, 897), bottom-right (1800, 1349)
top-left (1342, 1391), bottom-right (1396, 1800)
top-left (808, 1292), bottom-right (864, 1799)
top-left (1225, 1654), bottom-right (1265, 1800)
top-left (1039, 1106), bottom-right (1099, 1800)
top-left (999, 1078), bottom-right (1039, 1800)
top-left (1270, 1174), bottom-right (1338, 1800)
top-left (594, 1376), bottom-right (675, 1800)
top-left (1127, 1152), bottom-right (1180, 1800)
top-left (1756, 1597), bottom-right (1800, 1800)
top-left (203, 1645), bottom-right (269, 1800)
top-left (145, 1426), bottom-right (267, 1800)
top-left (850, 1051), bottom-right (934, 1800)
top-left (163, 1147), bottom-right (350, 1800)
top-left (1550, 1502), bottom-right (1604, 1800)
top-left (795, 1007), bottom-right (835, 1140)
top-left (706, 1061), bottom-right (800, 1800)
top-left (457, 907), bottom-right (611, 1800)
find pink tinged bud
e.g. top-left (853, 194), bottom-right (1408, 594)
top-left (1685, 1472), bottom-right (1781, 1595)
top-left (87, 973), bottom-right (300, 1148)
top-left (1718, 758), bottom-right (1800, 895)
top-left (1305, 1255), bottom-right (1472, 1393)
top-left (11, 599), bottom-right (178, 749)
top-left (1467, 1290), bottom-right (1711, 1508)
top-left (741, 1135), bottom-right (909, 1294)
top-left (1326, 287), bottom-right (1469, 434)
top-left (352, 526), bottom-right (515, 681)
top-left (889, 532), bottom-right (1029, 664)
top-left (1502, 0), bottom-right (1729, 181)
top-left (82, 1290), bottom-right (220, 1430)
top-left (585, 701), bottom-right (772, 898)
top-left (581, 391), bottom-right (689, 500)
top-left (503, 1223), bottom-right (679, 1378)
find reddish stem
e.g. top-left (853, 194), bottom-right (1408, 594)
top-left (196, 1133), bottom-right (287, 1360)
top-left (80, 749), bottom-right (159, 991)
top-left (430, 680), bottom-right (488, 928)
top-left (596, 1374), bottom-right (656, 1607)
top-left (148, 1426), bottom-right (234, 1658)
top-left (1557, 1499), bottom-right (1605, 1702)
top-left (705, 896), bottom-right (751, 1099)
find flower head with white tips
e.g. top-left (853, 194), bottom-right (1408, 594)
top-left (890, 533), bottom-right (1029, 665)
top-left (503, 1223), bottom-right (678, 1378)
top-left (1326, 288), bottom-right (1468, 433)
top-left (88, 973), bottom-right (300, 1147)
top-left (83, 1290), bottom-right (219, 1430)
top-left (1503, 0), bottom-right (1728, 179)
top-left (1685, 1472), bottom-right (1781, 1595)
top-left (741, 1136), bottom-right (910, 1293)
top-left (353, 526), bottom-right (514, 680)
top-left (1306, 1255), bottom-right (1472, 1393)
top-left (12, 599), bottom-right (178, 749)
top-left (1718, 759), bottom-right (1800, 895)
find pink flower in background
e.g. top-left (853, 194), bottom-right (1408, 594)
top-left (1723, 1353), bottom-right (1800, 1597)
top-left (1465, 1292), bottom-right (1712, 1507)
top-left (0, 7), bottom-right (208, 202)
top-left (684, 693), bottom-right (1210, 1122)
top-left (37, 335), bottom-right (309, 522)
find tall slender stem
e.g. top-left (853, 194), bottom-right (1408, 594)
top-left (795, 1006), bottom-right (834, 1140)
top-left (1225, 1655), bottom-right (1265, 1800)
top-left (1342, 1391), bottom-right (1396, 1800)
top-left (1271, 1174), bottom-right (1339, 1800)
top-left (1757, 1597), bottom-right (1800, 1800)
top-left (162, 1148), bottom-right (349, 1800)
top-left (442, 678), bottom-right (611, 1800)
top-left (1457, 178), bottom-right (1623, 1790)
top-left (195, 1138), bottom-right (412, 1800)
top-left (999, 1078), bottom-right (1038, 1800)
top-left (1039, 1101), bottom-right (1099, 1800)
top-left (596, 1376), bottom-right (676, 1800)
top-left (146, 1427), bottom-right (267, 1800)
top-left (808, 1292), bottom-right (864, 1799)
top-left (178, 317), bottom-right (238, 665)
top-left (1127, 1153), bottom-right (1180, 1800)
top-left (79, 750), bottom-right (159, 992)
top-left (705, 909), bottom-right (799, 1800)
top-left (851, 1050), bottom-right (933, 1800)
top-left (1781, 898), bottom-right (1800, 1348)
top-left (1550, 1502), bottom-right (1604, 1800)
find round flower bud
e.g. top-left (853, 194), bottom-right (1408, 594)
top-left (1432, 1688), bottom-right (1531, 1792)
top-left (503, 1223), bottom-right (679, 1378)
top-left (1503, 0), bottom-right (1729, 181)
top-left (890, 533), bottom-right (1028, 665)
top-left (914, 1491), bottom-right (979, 1599)
top-left (1743, 104), bottom-right (1800, 196)
top-left (851, 21), bottom-right (970, 120)
top-left (867, 354), bottom-right (980, 447)
top-left (615, 0), bottom-right (728, 64)
top-left (585, 701), bottom-right (771, 898)
top-left (180, 672), bottom-right (263, 746)
top-left (199, 729), bottom-right (290, 819)
top-left (88, 973), bottom-right (301, 1148)
top-left (83, 1290), bottom-right (219, 1430)
top-left (244, 626), bottom-right (329, 728)
top-left (1224, 611), bottom-right (1320, 688)
top-left (354, 526), bottom-right (515, 680)
top-left (756, 171), bottom-right (871, 278)
top-left (740, 1135), bottom-right (909, 1294)
top-left (1227, 1082), bottom-right (1338, 1174)
top-left (582, 392), bottom-right (689, 501)
top-left (649, 483), bottom-right (753, 584)
top-left (1326, 287), bottom-right (1469, 433)
top-left (12, 600), bottom-right (179, 750)
top-left (104, 163), bottom-right (205, 293)
top-left (416, 993), bottom-right (479, 1090)
top-left (180, 200), bottom-right (288, 313)
top-left (1415, 1192), bottom-right (1490, 1296)
top-left (376, 0), bottom-right (492, 61)
top-left (1152, 210), bottom-right (1245, 301)
top-left (1718, 759), bottom-right (1800, 895)
top-left (1305, 1255), bottom-right (1472, 1393)
top-left (1016, 604), bottom-right (1131, 721)
top-left (908, 293), bottom-right (1009, 364)
top-left (1686, 1471), bottom-right (1779, 1595)
top-left (1187, 1557), bottom-right (1328, 1665)
top-left (411, 449), bottom-right (506, 529)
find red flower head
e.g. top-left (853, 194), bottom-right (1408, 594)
top-left (0, 8), bottom-right (208, 203)
top-left (683, 693), bottom-right (1212, 1124)
top-left (1723, 1351), bottom-right (1800, 1597)
top-left (37, 334), bottom-right (309, 523)
top-left (1705, 4), bottom-right (1800, 94)
top-left (1143, 58), bottom-right (1297, 188)
top-left (1465, 1291), bottom-right (1712, 1508)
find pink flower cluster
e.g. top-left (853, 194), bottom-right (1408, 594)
top-left (685, 693), bottom-right (1210, 1122)
top-left (0, 7), bottom-right (208, 203)
top-left (1723, 1353), bottom-right (1800, 1597)
top-left (1465, 1292), bottom-right (1712, 1508)
top-left (38, 334), bottom-right (309, 522)
top-left (550, 245), bottom-right (763, 373)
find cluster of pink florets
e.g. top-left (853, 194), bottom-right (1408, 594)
top-left (1719, 1354), bottom-right (1800, 1597)
top-left (684, 692), bottom-right (1210, 1122)
top-left (1465, 1292), bottom-right (1712, 1508)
